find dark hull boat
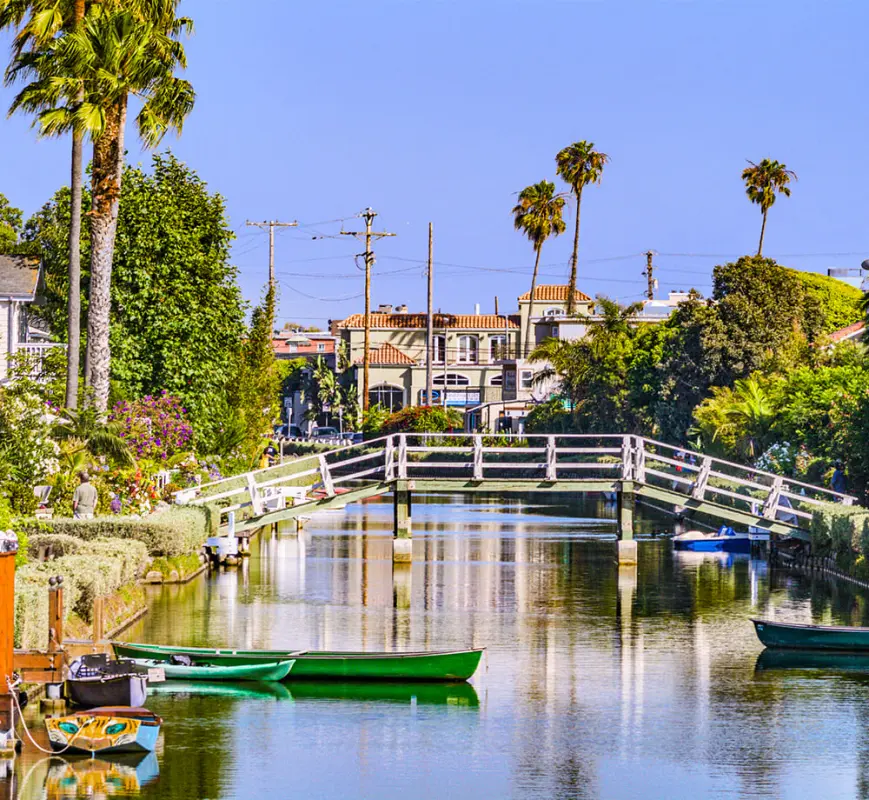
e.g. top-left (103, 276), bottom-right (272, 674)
top-left (752, 619), bottom-right (869, 652)
top-left (66, 654), bottom-right (148, 709)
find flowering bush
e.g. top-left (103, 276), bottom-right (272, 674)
top-left (109, 391), bottom-right (193, 461)
top-left (381, 406), bottom-right (463, 435)
top-left (102, 468), bottom-right (160, 516)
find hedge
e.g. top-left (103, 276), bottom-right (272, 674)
top-left (17, 506), bottom-right (210, 558)
top-left (14, 536), bottom-right (149, 649)
top-left (810, 504), bottom-right (869, 562)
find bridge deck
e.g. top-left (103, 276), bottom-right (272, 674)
top-left (178, 434), bottom-right (856, 541)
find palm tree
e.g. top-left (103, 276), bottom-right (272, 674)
top-left (52, 406), bottom-right (135, 466)
top-left (741, 158), bottom-right (797, 257)
top-left (555, 141), bottom-right (609, 314)
top-left (2, 0), bottom-right (86, 409)
top-left (513, 180), bottom-right (566, 358)
top-left (10, 2), bottom-right (194, 412)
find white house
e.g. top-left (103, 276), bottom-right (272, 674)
top-left (0, 254), bottom-right (56, 383)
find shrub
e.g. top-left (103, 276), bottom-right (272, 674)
top-left (381, 406), bottom-right (463, 435)
top-left (17, 506), bottom-right (209, 557)
top-left (109, 391), bottom-right (193, 461)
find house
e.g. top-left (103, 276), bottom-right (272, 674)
top-left (272, 329), bottom-right (338, 369)
top-left (330, 286), bottom-right (593, 429)
top-left (0, 254), bottom-right (61, 383)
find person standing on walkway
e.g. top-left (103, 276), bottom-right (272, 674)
top-left (72, 472), bottom-right (98, 519)
top-left (831, 461), bottom-right (848, 497)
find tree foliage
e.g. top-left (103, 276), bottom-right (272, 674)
top-left (24, 153), bottom-right (247, 436)
top-left (0, 192), bottom-right (23, 250)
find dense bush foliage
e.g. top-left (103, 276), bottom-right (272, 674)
top-left (109, 392), bottom-right (193, 460)
top-left (381, 406), bottom-right (463, 435)
top-left (18, 506), bottom-right (209, 558)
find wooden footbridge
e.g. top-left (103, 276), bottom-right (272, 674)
top-left (175, 434), bottom-right (857, 563)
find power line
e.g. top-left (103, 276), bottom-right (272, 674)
top-left (245, 219), bottom-right (298, 285)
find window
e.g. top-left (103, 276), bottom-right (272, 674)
top-left (369, 384), bottom-right (404, 412)
top-left (544, 307), bottom-right (565, 317)
top-left (520, 370), bottom-right (534, 390)
top-left (457, 335), bottom-right (478, 364)
top-left (504, 371), bottom-right (516, 391)
top-left (434, 373), bottom-right (470, 386)
top-left (288, 344), bottom-right (298, 352)
top-left (490, 335), bottom-right (508, 361)
top-left (489, 374), bottom-right (503, 386)
top-left (433, 335), bottom-right (446, 364)
top-left (317, 343), bottom-right (326, 352)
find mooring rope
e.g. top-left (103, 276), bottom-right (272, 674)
top-left (6, 677), bottom-right (92, 756)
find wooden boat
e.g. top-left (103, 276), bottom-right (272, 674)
top-left (672, 527), bottom-right (764, 554)
top-left (45, 707), bottom-right (161, 755)
top-left (66, 654), bottom-right (148, 709)
top-left (113, 642), bottom-right (484, 681)
top-left (130, 657), bottom-right (294, 682)
top-left (752, 618), bottom-right (869, 651)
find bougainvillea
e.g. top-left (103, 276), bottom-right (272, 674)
top-left (109, 391), bottom-right (193, 461)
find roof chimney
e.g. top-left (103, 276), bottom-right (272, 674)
top-left (377, 304), bottom-right (393, 314)
top-left (474, 303), bottom-right (480, 315)
top-left (395, 304), bottom-right (408, 313)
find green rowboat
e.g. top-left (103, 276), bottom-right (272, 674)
top-left (133, 658), bottom-right (294, 682)
top-left (752, 618), bottom-right (869, 651)
top-left (113, 642), bottom-right (483, 681)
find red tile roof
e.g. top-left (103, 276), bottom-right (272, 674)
top-left (354, 342), bottom-right (417, 365)
top-left (518, 285), bottom-right (592, 302)
top-left (829, 320), bottom-right (865, 343)
top-left (335, 313), bottom-right (519, 330)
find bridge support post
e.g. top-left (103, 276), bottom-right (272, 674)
top-left (393, 481), bottom-right (412, 563)
top-left (617, 481), bottom-right (638, 566)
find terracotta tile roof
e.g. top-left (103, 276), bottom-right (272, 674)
top-left (829, 320), bottom-right (865, 343)
top-left (518, 285), bottom-right (592, 302)
top-left (335, 313), bottom-right (520, 330)
top-left (355, 342), bottom-right (417, 365)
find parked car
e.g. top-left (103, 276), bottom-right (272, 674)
top-left (311, 427), bottom-right (340, 440)
top-left (275, 424), bottom-right (303, 439)
top-left (348, 432), bottom-right (364, 444)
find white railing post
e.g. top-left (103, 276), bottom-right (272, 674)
top-left (635, 437), bottom-right (646, 483)
top-left (691, 456), bottom-right (711, 501)
top-left (621, 436), bottom-right (634, 481)
top-left (318, 454), bottom-right (335, 497)
top-left (385, 435), bottom-right (395, 482)
top-left (762, 475), bottom-right (783, 520)
top-left (473, 435), bottom-right (483, 480)
top-left (398, 434), bottom-right (408, 480)
top-left (546, 436), bottom-right (557, 482)
top-left (246, 473), bottom-right (264, 516)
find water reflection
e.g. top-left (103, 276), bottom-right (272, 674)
top-left (43, 754), bottom-right (159, 798)
top-left (11, 493), bottom-right (869, 798)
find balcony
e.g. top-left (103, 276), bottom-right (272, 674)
top-left (15, 341), bottom-right (66, 380)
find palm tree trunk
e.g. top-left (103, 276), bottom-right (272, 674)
top-left (64, 0), bottom-right (86, 411)
top-left (65, 127), bottom-right (83, 409)
top-left (85, 99), bottom-right (125, 412)
top-left (757, 208), bottom-right (767, 256)
top-left (566, 186), bottom-right (582, 315)
top-left (524, 245), bottom-right (543, 359)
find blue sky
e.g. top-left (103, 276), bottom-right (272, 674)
top-left (2, 1), bottom-right (868, 327)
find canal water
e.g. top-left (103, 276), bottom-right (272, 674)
top-left (11, 493), bottom-right (869, 799)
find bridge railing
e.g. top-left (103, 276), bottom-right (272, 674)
top-left (174, 431), bottom-right (857, 529)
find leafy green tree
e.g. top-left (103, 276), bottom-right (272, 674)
top-left (691, 374), bottom-right (779, 460)
top-left (741, 158), bottom-right (797, 256)
top-left (23, 153), bottom-right (246, 438)
top-left (793, 270), bottom-right (863, 333)
top-left (555, 141), bottom-right (608, 314)
top-left (10, 2), bottom-right (195, 410)
top-left (0, 193), bottom-right (23, 249)
top-left (512, 180), bottom-right (566, 358)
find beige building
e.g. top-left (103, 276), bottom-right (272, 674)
top-left (331, 285), bottom-right (593, 430)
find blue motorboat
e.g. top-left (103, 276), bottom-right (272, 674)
top-left (672, 526), bottom-right (763, 554)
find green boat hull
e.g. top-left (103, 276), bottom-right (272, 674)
top-left (113, 642), bottom-right (484, 681)
top-left (752, 618), bottom-right (869, 651)
top-left (133, 658), bottom-right (294, 682)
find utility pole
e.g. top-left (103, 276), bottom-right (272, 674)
top-left (426, 223), bottom-right (434, 406)
top-left (643, 250), bottom-right (657, 301)
top-left (245, 220), bottom-right (298, 286)
top-left (341, 209), bottom-right (396, 411)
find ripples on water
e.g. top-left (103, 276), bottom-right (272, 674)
top-left (11, 493), bottom-right (869, 799)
